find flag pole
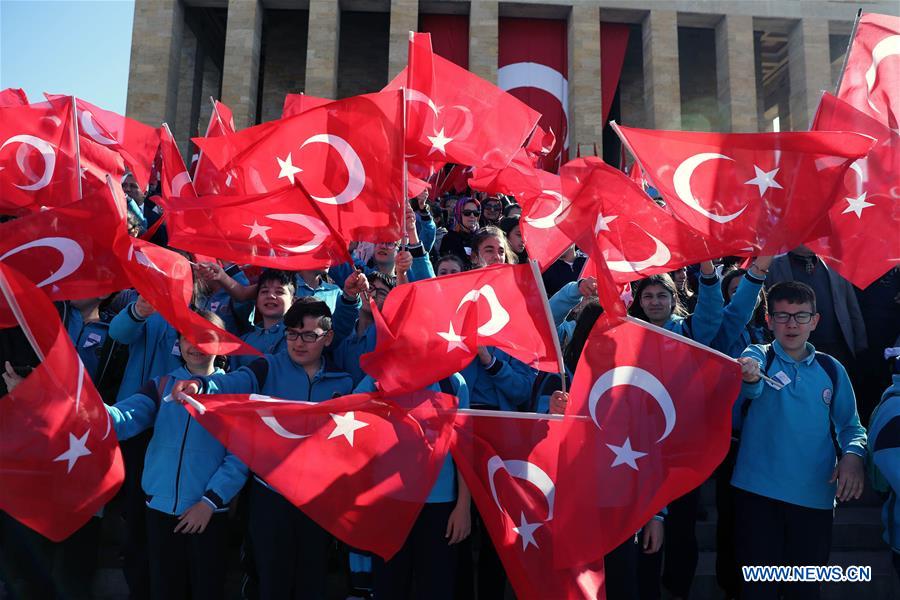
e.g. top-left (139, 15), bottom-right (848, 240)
top-left (72, 96), bottom-right (83, 200)
top-left (834, 9), bottom-right (862, 95)
top-left (400, 31), bottom-right (414, 249)
top-left (529, 258), bottom-right (567, 393)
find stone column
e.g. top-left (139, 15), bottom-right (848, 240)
top-left (388, 0), bottom-right (418, 80)
top-left (305, 0), bottom-right (341, 99)
top-left (716, 15), bottom-right (758, 132)
top-left (788, 18), bottom-right (830, 130)
top-left (221, 0), bottom-right (263, 129)
top-left (642, 10), bottom-right (681, 130)
top-left (470, 1), bottom-right (499, 84)
top-left (568, 3), bottom-right (603, 156)
top-left (126, 0), bottom-right (184, 126)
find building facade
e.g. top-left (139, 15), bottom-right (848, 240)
top-left (126, 0), bottom-right (899, 159)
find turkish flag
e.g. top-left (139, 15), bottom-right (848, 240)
top-left (162, 187), bottom-right (351, 270)
top-left (0, 187), bottom-right (129, 322)
top-left (806, 93), bottom-right (900, 289)
top-left (193, 91), bottom-right (405, 241)
top-left (361, 263), bottom-right (560, 394)
top-left (0, 264), bottom-right (124, 541)
top-left (0, 88), bottom-right (29, 107)
top-left (0, 100), bottom-right (80, 215)
top-left (836, 12), bottom-right (900, 132)
top-left (560, 158), bottom-right (745, 283)
top-left (451, 413), bottom-right (605, 600)
top-left (554, 315), bottom-right (740, 565)
top-left (185, 390), bottom-right (457, 560)
top-left (193, 100), bottom-right (241, 196)
top-left (112, 235), bottom-right (260, 357)
top-left (159, 124), bottom-right (197, 200)
top-left (615, 124), bottom-right (875, 254)
top-left (385, 33), bottom-right (541, 170)
top-left (281, 93), bottom-right (332, 119)
top-left (45, 95), bottom-right (160, 190)
top-left (499, 17), bottom-right (568, 169)
top-left (79, 135), bottom-right (127, 198)
top-left (468, 148), bottom-right (544, 199)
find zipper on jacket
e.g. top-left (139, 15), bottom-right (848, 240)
top-left (172, 413), bottom-right (192, 513)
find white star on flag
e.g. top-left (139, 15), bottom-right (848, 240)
top-left (436, 323), bottom-right (470, 353)
top-left (744, 165), bottom-right (783, 197)
top-left (244, 219), bottom-right (272, 244)
top-left (427, 128), bottom-right (453, 156)
top-left (327, 412), bottom-right (369, 446)
top-left (277, 153), bottom-right (302, 183)
top-left (511, 511), bottom-right (542, 550)
top-left (841, 192), bottom-right (874, 218)
top-left (54, 431), bottom-right (92, 473)
top-left (594, 212), bottom-right (618, 234)
top-left (606, 437), bottom-right (647, 470)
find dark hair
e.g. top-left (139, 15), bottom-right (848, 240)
top-left (498, 215), bottom-right (521, 238)
top-left (257, 269), bottom-right (296, 296)
top-left (767, 281), bottom-right (816, 314)
top-left (563, 300), bottom-right (604, 373)
top-left (366, 271), bottom-right (396, 291)
top-left (470, 225), bottom-right (516, 265)
top-left (283, 297), bottom-right (333, 331)
top-left (628, 274), bottom-right (686, 321)
top-left (502, 203), bottom-right (521, 218)
top-left (436, 254), bottom-right (467, 273)
top-left (722, 268), bottom-right (767, 327)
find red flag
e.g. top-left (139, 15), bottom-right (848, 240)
top-left (451, 413), bottom-right (605, 600)
top-left (614, 124), bottom-right (874, 254)
top-left (193, 91), bottom-right (405, 241)
top-left (0, 264), bottom-right (124, 541)
top-left (79, 135), bottom-right (127, 197)
top-left (468, 148), bottom-right (545, 200)
top-left (281, 93), bottom-right (332, 119)
top-left (159, 123), bottom-right (197, 200)
top-left (516, 170), bottom-right (576, 272)
top-left (193, 100), bottom-right (241, 195)
top-left (386, 33), bottom-right (541, 169)
top-left (360, 264), bottom-right (559, 394)
top-left (0, 101), bottom-right (80, 214)
top-left (0, 88), bottom-right (29, 107)
top-left (46, 94), bottom-right (160, 190)
top-left (836, 12), bottom-right (900, 132)
top-left (162, 187), bottom-right (351, 270)
top-left (0, 187), bottom-right (129, 321)
top-left (185, 390), bottom-right (457, 560)
top-left (554, 315), bottom-right (741, 565)
top-left (112, 235), bottom-right (260, 357)
top-left (806, 93), bottom-right (900, 288)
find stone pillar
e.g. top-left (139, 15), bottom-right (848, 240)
top-left (470, 0), bottom-right (499, 84)
top-left (221, 0), bottom-right (263, 129)
top-left (173, 27), bottom-right (198, 154)
top-left (305, 0), bottom-right (341, 99)
top-left (642, 10), bottom-right (681, 129)
top-left (788, 18), bottom-right (830, 130)
top-left (388, 0), bottom-right (418, 80)
top-left (716, 15), bottom-right (758, 132)
top-left (568, 3), bottom-right (603, 156)
top-left (126, 0), bottom-right (184, 126)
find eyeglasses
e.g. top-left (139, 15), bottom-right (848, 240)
top-left (483, 202), bottom-right (502, 210)
top-left (770, 311), bottom-right (814, 324)
top-left (461, 210), bottom-right (481, 217)
top-left (285, 330), bottom-right (328, 342)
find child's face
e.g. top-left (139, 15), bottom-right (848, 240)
top-left (286, 316), bottom-right (333, 367)
top-left (767, 300), bottom-right (819, 354)
top-left (256, 280), bottom-right (293, 321)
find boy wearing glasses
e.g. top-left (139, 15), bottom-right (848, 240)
top-left (734, 281), bottom-right (866, 600)
top-left (170, 298), bottom-right (354, 598)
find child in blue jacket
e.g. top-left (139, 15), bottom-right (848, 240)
top-left (172, 298), bottom-right (354, 599)
top-left (106, 311), bottom-right (249, 600)
top-left (868, 357), bottom-right (900, 582)
top-left (232, 269), bottom-right (295, 369)
top-left (735, 281), bottom-right (866, 600)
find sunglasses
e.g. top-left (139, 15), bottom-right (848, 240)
top-left (461, 210), bottom-right (481, 217)
top-left (286, 330), bottom-right (328, 342)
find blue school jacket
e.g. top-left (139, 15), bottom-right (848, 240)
top-left (295, 277), bottom-right (342, 313)
top-left (231, 321), bottom-right (286, 370)
top-left (461, 349), bottom-right (536, 412)
top-left (108, 302), bottom-right (183, 401)
top-left (732, 341), bottom-right (867, 509)
top-left (64, 307), bottom-right (110, 380)
top-left (711, 272), bottom-right (767, 358)
top-left (661, 273), bottom-right (723, 345)
top-left (107, 366), bottom-right (249, 516)
top-left (869, 374), bottom-right (900, 553)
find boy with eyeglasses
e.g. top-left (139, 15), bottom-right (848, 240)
top-left (170, 298), bottom-right (354, 598)
top-left (734, 281), bottom-right (866, 600)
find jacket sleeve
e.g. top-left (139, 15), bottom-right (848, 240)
top-left (201, 359), bottom-right (267, 395)
top-left (713, 273), bottom-right (764, 353)
top-left (202, 452), bottom-right (249, 509)
top-left (353, 375), bottom-right (377, 394)
top-left (451, 372), bottom-right (470, 409)
top-left (687, 273), bottom-right (724, 346)
top-left (841, 277), bottom-right (868, 354)
top-left (739, 344), bottom-right (766, 401)
top-left (416, 214), bottom-right (437, 253)
top-left (408, 243), bottom-right (435, 282)
top-left (829, 358), bottom-right (867, 457)
top-left (483, 350), bottom-right (536, 411)
top-left (107, 379), bottom-right (160, 441)
top-left (332, 294), bottom-right (362, 347)
top-left (108, 302), bottom-right (147, 345)
top-left (549, 281), bottom-right (582, 327)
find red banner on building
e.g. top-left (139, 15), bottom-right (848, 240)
top-left (420, 14), bottom-right (469, 69)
